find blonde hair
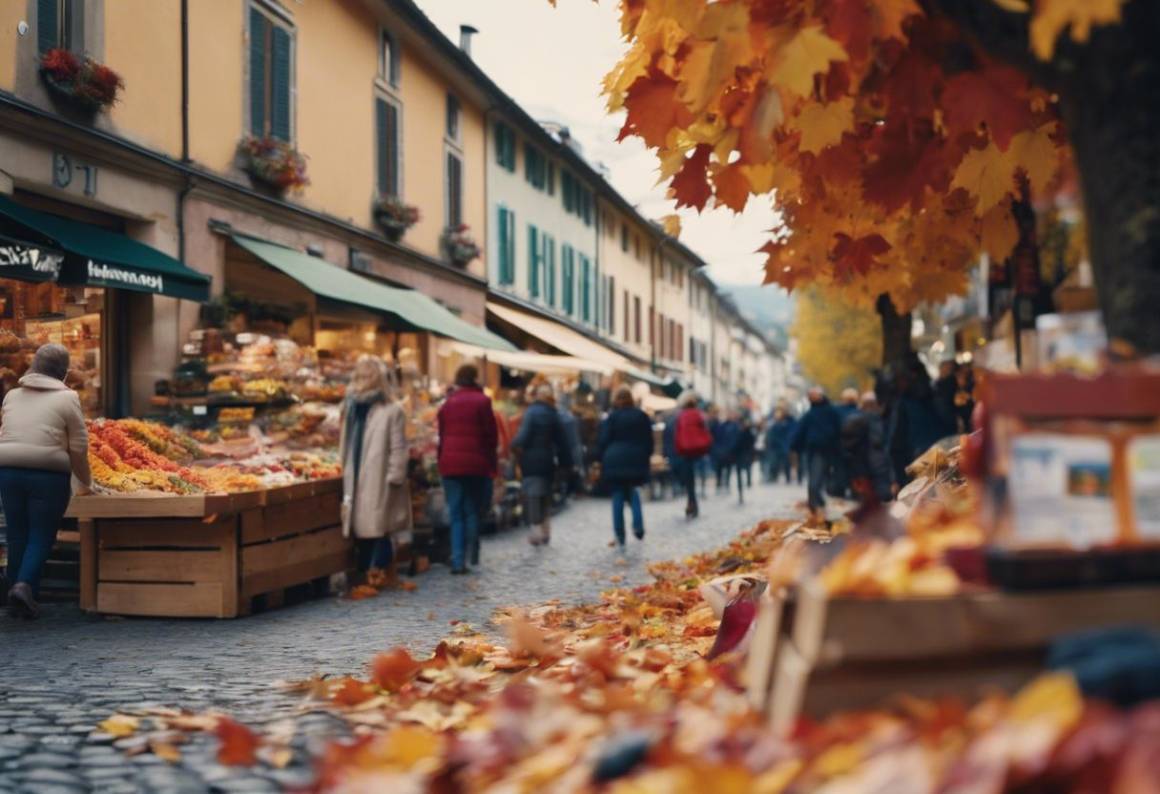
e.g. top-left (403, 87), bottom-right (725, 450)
top-left (350, 355), bottom-right (389, 397)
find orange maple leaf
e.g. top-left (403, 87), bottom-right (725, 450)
top-left (670, 144), bottom-right (713, 212)
top-left (371, 648), bottom-right (422, 691)
top-left (215, 718), bottom-right (259, 767)
top-left (831, 232), bottom-right (892, 278)
top-left (617, 75), bottom-right (694, 150)
top-left (331, 676), bottom-right (375, 707)
top-left (713, 162), bottom-right (751, 213)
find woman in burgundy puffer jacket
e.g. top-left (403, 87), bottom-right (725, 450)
top-left (437, 365), bottom-right (497, 574)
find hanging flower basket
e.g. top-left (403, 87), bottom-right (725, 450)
top-left (373, 196), bottom-right (420, 242)
top-left (39, 49), bottom-right (123, 113)
top-left (236, 136), bottom-right (309, 194)
top-left (441, 224), bottom-right (480, 266)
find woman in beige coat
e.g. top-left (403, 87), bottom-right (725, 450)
top-left (0, 344), bottom-right (93, 618)
top-left (339, 355), bottom-right (410, 577)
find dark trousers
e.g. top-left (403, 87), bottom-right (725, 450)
top-left (767, 450), bottom-right (792, 483)
top-left (355, 537), bottom-right (394, 571)
top-left (444, 475), bottom-right (487, 570)
top-left (674, 459), bottom-right (698, 512)
top-left (715, 463), bottom-right (732, 490)
top-left (610, 484), bottom-right (643, 542)
top-left (806, 451), bottom-right (831, 511)
top-left (0, 467), bottom-right (72, 596)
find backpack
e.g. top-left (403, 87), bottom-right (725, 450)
top-left (675, 409), bottom-right (712, 458)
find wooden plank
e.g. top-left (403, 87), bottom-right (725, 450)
top-left (259, 492), bottom-right (342, 540)
top-left (312, 477), bottom-right (342, 496)
top-left (794, 583), bottom-right (1160, 666)
top-left (262, 481), bottom-right (315, 506)
top-left (67, 494), bottom-right (212, 519)
top-left (98, 514), bottom-right (236, 549)
top-left (79, 519), bottom-right (96, 612)
top-left (56, 529), bottom-right (81, 545)
top-left (240, 526), bottom-right (351, 598)
top-left (96, 582), bottom-right (225, 618)
top-left (98, 548), bottom-right (224, 583)
top-left (745, 592), bottom-right (786, 711)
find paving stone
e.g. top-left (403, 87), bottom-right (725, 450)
top-left (18, 784), bottom-right (88, 794)
top-left (18, 769), bottom-right (88, 787)
top-left (14, 753), bottom-right (75, 770)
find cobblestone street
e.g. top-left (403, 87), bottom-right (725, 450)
top-left (0, 481), bottom-right (803, 794)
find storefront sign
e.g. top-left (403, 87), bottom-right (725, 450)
top-left (52, 152), bottom-right (99, 198)
top-left (86, 259), bottom-right (163, 293)
top-left (0, 239), bottom-right (64, 281)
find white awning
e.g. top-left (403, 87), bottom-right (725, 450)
top-left (487, 302), bottom-right (634, 372)
top-left (443, 340), bottom-right (614, 376)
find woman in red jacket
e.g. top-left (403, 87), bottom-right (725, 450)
top-left (437, 365), bottom-right (497, 574)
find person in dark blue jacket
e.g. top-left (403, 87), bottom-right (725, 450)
top-left (512, 385), bottom-right (572, 546)
top-left (712, 411), bottom-right (742, 492)
top-left (790, 387), bottom-right (842, 518)
top-left (764, 407), bottom-right (795, 483)
top-left (733, 415), bottom-right (757, 504)
top-left (841, 392), bottom-right (896, 504)
top-left (597, 386), bottom-right (654, 546)
top-left (887, 358), bottom-right (956, 484)
top-left (830, 388), bottom-right (861, 498)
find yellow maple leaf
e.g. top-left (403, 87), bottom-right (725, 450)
top-left (1009, 672), bottom-right (1083, 731)
top-left (603, 42), bottom-right (650, 112)
top-left (952, 142), bottom-right (1015, 214)
top-left (1030, 0), bottom-right (1125, 60)
top-left (790, 98), bottom-right (854, 155)
top-left (678, 2), bottom-right (752, 113)
top-left (981, 201), bottom-right (1020, 262)
top-left (767, 26), bottom-right (848, 98)
top-left (98, 714), bottom-right (140, 737)
top-left (661, 214), bottom-right (682, 237)
top-left (1004, 122), bottom-right (1059, 196)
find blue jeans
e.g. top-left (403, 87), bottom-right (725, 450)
top-left (444, 476), bottom-right (486, 570)
top-left (356, 537), bottom-right (393, 571)
top-left (0, 467), bottom-right (72, 596)
top-left (610, 484), bottom-right (643, 543)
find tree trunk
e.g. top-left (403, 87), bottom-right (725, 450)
top-left (930, 0), bottom-right (1160, 355)
top-left (876, 293), bottom-right (912, 370)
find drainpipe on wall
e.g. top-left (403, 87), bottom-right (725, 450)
top-left (177, 0), bottom-right (193, 264)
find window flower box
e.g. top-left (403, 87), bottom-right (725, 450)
top-left (372, 196), bottom-right (420, 242)
top-left (441, 224), bottom-right (480, 266)
top-left (39, 49), bottom-right (123, 113)
top-left (236, 136), bottom-right (309, 195)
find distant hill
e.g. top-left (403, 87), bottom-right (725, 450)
top-left (720, 283), bottom-right (794, 347)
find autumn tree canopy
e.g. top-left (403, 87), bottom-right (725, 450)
top-left (605, 0), bottom-right (1159, 352)
top-left (792, 287), bottom-right (882, 396)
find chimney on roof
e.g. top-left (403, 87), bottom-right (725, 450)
top-left (459, 25), bottom-right (479, 57)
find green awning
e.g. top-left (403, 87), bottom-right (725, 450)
top-left (231, 235), bottom-right (514, 352)
top-left (0, 195), bottom-right (211, 301)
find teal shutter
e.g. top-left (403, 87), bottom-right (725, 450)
top-left (249, 8), bottom-right (268, 136)
top-left (544, 236), bottom-right (555, 307)
top-left (497, 207), bottom-right (509, 284)
top-left (447, 153), bottom-right (463, 226)
top-left (527, 225), bottom-right (539, 298)
top-left (270, 24), bottom-right (292, 141)
top-left (507, 209), bottom-right (516, 283)
top-left (561, 246), bottom-right (573, 315)
top-left (37, 0), bottom-right (59, 53)
top-left (580, 255), bottom-right (590, 321)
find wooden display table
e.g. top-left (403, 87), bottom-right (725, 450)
top-left (747, 580), bottom-right (1160, 734)
top-left (68, 479), bottom-right (350, 618)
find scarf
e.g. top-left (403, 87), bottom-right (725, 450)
top-left (343, 390), bottom-right (384, 486)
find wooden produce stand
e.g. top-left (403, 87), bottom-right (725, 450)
top-left (69, 478), bottom-right (350, 618)
top-left (747, 579), bottom-right (1160, 735)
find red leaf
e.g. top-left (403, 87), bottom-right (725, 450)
top-left (618, 75), bottom-right (694, 149)
top-left (831, 232), bottom-right (891, 278)
top-left (215, 718), bottom-right (259, 767)
top-left (671, 145), bottom-right (713, 212)
top-left (941, 64), bottom-right (1033, 151)
top-left (883, 51), bottom-right (940, 119)
top-left (371, 648), bottom-right (422, 691)
top-left (862, 120), bottom-right (952, 213)
top-left (822, 0), bottom-right (873, 63)
top-left (713, 162), bottom-right (751, 213)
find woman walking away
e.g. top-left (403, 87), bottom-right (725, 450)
top-left (597, 386), bottom-right (653, 546)
top-left (512, 384), bottom-right (572, 546)
top-left (734, 415), bottom-right (757, 505)
top-left (0, 344), bottom-right (92, 619)
top-left (673, 391), bottom-right (712, 518)
top-left (437, 365), bottom-right (498, 574)
top-left (340, 356), bottom-right (410, 584)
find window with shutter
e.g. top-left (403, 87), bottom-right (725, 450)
top-left (380, 29), bottom-right (400, 86)
top-left (580, 255), bottom-right (591, 322)
top-left (561, 246), bottom-right (574, 315)
top-left (248, 5), bottom-right (294, 142)
top-left (270, 25), bottom-right (292, 141)
top-left (248, 7), bottom-right (268, 137)
top-left (494, 123), bottom-right (516, 171)
top-left (37, 0), bottom-right (59, 53)
top-left (446, 151), bottom-right (463, 227)
top-left (623, 292), bottom-right (630, 343)
top-left (446, 94), bottom-right (460, 141)
top-left (634, 296), bottom-right (642, 344)
top-left (608, 276), bottom-right (615, 336)
top-left (544, 236), bottom-right (556, 307)
top-left (528, 225), bottom-right (540, 298)
top-left (375, 97), bottom-right (400, 197)
top-left (497, 207), bottom-right (509, 284)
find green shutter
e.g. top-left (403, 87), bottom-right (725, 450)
top-left (544, 236), bottom-right (555, 307)
top-left (37, 0), bottom-right (59, 53)
top-left (527, 225), bottom-right (539, 298)
top-left (497, 207), bottom-right (508, 284)
top-left (507, 209), bottom-right (516, 283)
top-left (249, 8), bottom-right (269, 136)
top-left (270, 24), bottom-right (292, 141)
top-left (376, 98), bottom-right (399, 196)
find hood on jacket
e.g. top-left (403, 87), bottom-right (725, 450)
top-left (18, 373), bottom-right (69, 391)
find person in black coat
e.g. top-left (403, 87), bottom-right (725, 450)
top-left (733, 416), bottom-right (757, 504)
top-left (841, 392), bottom-right (896, 505)
top-left (597, 386), bottom-right (654, 546)
top-left (512, 384), bottom-right (572, 546)
top-left (790, 387), bottom-right (843, 519)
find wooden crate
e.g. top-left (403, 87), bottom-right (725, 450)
top-left (77, 478), bottom-right (350, 618)
top-left (748, 579), bottom-right (1160, 735)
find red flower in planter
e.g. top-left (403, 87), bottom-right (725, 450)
top-left (236, 136), bottom-right (310, 193)
top-left (40, 48), bottom-right (81, 82)
top-left (39, 48), bottom-right (122, 112)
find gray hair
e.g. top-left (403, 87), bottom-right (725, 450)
top-left (535, 383), bottom-right (554, 403)
top-left (30, 343), bottom-right (70, 381)
top-left (677, 389), bottom-right (699, 409)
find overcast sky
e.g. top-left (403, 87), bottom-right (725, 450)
top-left (415, 0), bottom-right (778, 287)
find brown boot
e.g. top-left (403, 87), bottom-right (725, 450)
top-left (8, 583), bottom-right (39, 619)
